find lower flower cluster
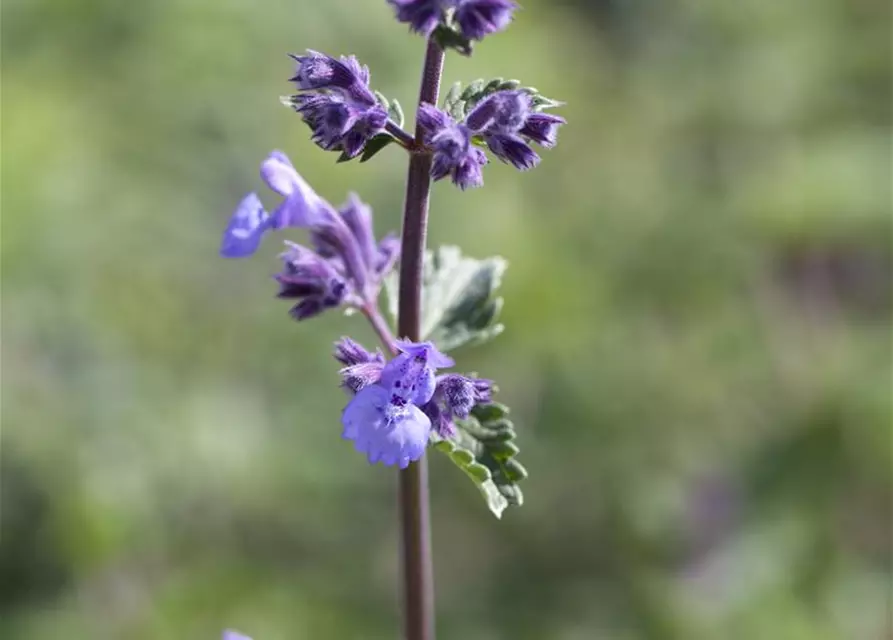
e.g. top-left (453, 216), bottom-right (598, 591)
top-left (336, 337), bottom-right (492, 468)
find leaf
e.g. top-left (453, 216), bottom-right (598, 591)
top-left (431, 24), bottom-right (474, 57)
top-left (442, 79), bottom-right (564, 120)
top-left (335, 133), bottom-right (396, 164)
top-left (385, 245), bottom-right (507, 352)
top-left (388, 99), bottom-right (405, 128)
top-left (431, 401), bottom-right (526, 518)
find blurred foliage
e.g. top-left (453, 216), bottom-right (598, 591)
top-left (2, 0), bottom-right (890, 638)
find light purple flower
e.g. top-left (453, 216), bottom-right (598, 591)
top-left (221, 152), bottom-right (400, 318)
top-left (483, 133), bottom-right (540, 170)
top-left (466, 90), bottom-right (531, 134)
top-left (340, 339), bottom-right (454, 468)
top-left (223, 631), bottom-right (252, 640)
top-left (286, 50), bottom-right (387, 158)
top-left (219, 193), bottom-right (272, 258)
top-left (454, 0), bottom-right (517, 41)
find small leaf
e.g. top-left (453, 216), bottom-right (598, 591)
top-left (388, 99), bottom-right (405, 128)
top-left (449, 79), bottom-right (564, 118)
top-left (359, 133), bottom-right (396, 163)
top-left (385, 245), bottom-right (507, 352)
top-left (374, 90), bottom-right (391, 111)
top-left (431, 400), bottom-right (526, 518)
top-left (431, 24), bottom-right (474, 56)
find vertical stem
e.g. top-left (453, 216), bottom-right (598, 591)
top-left (396, 37), bottom-right (445, 640)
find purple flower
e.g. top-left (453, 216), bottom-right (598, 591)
top-left (388, 0), bottom-right (445, 36)
top-left (454, 0), bottom-right (517, 41)
top-left (334, 337), bottom-right (387, 392)
top-left (387, 0), bottom-right (516, 41)
top-left (221, 152), bottom-right (400, 318)
top-left (286, 51), bottom-right (387, 158)
top-left (275, 242), bottom-right (350, 321)
top-left (482, 133), bottom-right (540, 170)
top-left (423, 374), bottom-right (493, 437)
top-left (334, 336), bottom-right (385, 366)
top-left (418, 104), bottom-right (488, 190)
top-left (288, 50), bottom-right (375, 105)
top-left (219, 193), bottom-right (272, 258)
top-left (466, 90), bottom-right (565, 171)
top-left (520, 112), bottom-right (565, 148)
top-left (340, 340), bottom-right (454, 468)
top-left (466, 90), bottom-right (531, 133)
top-left (223, 632), bottom-right (252, 640)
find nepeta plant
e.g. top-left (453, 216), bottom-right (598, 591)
top-left (220, 2), bottom-right (563, 638)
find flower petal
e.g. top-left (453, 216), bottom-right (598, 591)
top-left (220, 193), bottom-right (271, 258)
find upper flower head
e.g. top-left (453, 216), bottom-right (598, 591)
top-left (454, 0), bottom-right (518, 41)
top-left (388, 0), bottom-right (445, 36)
top-left (221, 152), bottom-right (400, 317)
top-left (387, 0), bottom-right (517, 41)
top-left (286, 51), bottom-right (387, 158)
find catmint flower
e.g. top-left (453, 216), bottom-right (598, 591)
top-left (221, 151), bottom-right (400, 317)
top-left (423, 374), bottom-right (492, 437)
top-left (454, 0), bottom-right (518, 41)
top-left (388, 0), bottom-right (444, 36)
top-left (466, 90), bottom-right (565, 170)
top-left (275, 242), bottom-right (350, 321)
top-left (223, 632), bottom-right (252, 640)
top-left (340, 340), bottom-right (454, 468)
top-left (418, 104), bottom-right (487, 190)
top-left (286, 50), bottom-right (388, 158)
top-left (416, 92), bottom-right (563, 186)
top-left (334, 337), bottom-right (387, 392)
top-left (387, 0), bottom-right (517, 41)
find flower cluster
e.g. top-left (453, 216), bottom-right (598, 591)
top-left (220, 151), bottom-right (398, 320)
top-left (419, 89), bottom-right (565, 189)
top-left (388, 0), bottom-right (518, 41)
top-left (336, 337), bottom-right (492, 468)
top-left (285, 50), bottom-right (389, 158)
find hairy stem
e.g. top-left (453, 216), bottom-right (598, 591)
top-left (396, 37), bottom-right (445, 640)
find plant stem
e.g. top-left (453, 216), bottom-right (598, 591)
top-left (361, 304), bottom-right (398, 356)
top-left (386, 120), bottom-right (417, 150)
top-left (396, 37), bottom-right (445, 640)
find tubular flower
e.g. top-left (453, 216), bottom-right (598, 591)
top-left (221, 151), bottom-right (399, 319)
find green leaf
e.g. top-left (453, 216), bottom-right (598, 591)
top-left (335, 134), bottom-right (396, 164)
top-left (358, 134), bottom-right (396, 163)
top-left (431, 24), bottom-right (474, 57)
top-left (431, 401), bottom-right (526, 518)
top-left (388, 99), bottom-right (405, 128)
top-left (441, 79), bottom-right (565, 120)
top-left (385, 245), bottom-right (507, 352)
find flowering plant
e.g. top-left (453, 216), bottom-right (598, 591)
top-left (219, 2), bottom-right (563, 637)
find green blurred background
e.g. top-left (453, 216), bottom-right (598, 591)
top-left (2, 0), bottom-right (891, 638)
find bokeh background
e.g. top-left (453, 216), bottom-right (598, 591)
top-left (3, 0), bottom-right (891, 638)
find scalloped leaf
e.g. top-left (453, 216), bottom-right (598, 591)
top-left (385, 245), bottom-right (506, 352)
top-left (431, 401), bottom-right (526, 518)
